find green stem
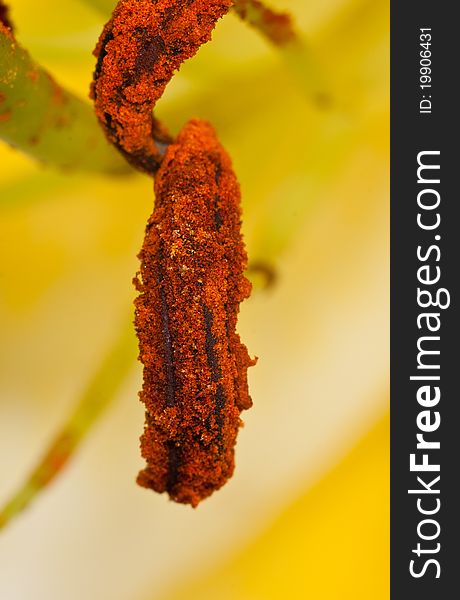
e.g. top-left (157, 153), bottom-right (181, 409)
top-left (232, 1), bottom-right (332, 107)
top-left (0, 24), bottom-right (128, 173)
top-left (0, 316), bottom-right (136, 530)
top-left (277, 41), bottom-right (333, 109)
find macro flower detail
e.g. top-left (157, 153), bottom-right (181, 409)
top-left (0, 0), bottom-right (390, 597)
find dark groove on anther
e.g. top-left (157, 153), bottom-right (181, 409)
top-left (215, 383), bottom-right (225, 430)
top-left (93, 30), bottom-right (114, 90)
top-left (203, 304), bottom-right (222, 382)
top-left (203, 304), bottom-right (226, 442)
top-left (166, 441), bottom-right (181, 493)
top-left (158, 245), bottom-right (176, 407)
top-left (134, 31), bottom-right (166, 79)
top-left (214, 163), bottom-right (223, 229)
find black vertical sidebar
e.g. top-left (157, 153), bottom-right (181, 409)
top-left (391, 3), bottom-right (459, 598)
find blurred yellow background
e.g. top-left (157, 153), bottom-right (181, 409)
top-left (0, 1), bottom-right (389, 598)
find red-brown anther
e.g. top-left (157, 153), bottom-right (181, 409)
top-left (91, 0), bottom-right (232, 174)
top-left (134, 119), bottom-right (256, 507)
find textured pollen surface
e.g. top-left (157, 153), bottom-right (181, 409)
top-left (91, 0), bottom-right (232, 174)
top-left (134, 119), bottom-right (256, 507)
